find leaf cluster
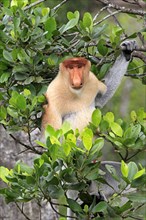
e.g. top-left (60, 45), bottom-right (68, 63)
top-left (0, 109), bottom-right (146, 219)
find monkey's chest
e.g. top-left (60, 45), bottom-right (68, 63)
top-left (62, 103), bottom-right (95, 131)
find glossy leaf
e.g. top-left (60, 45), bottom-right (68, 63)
top-left (127, 162), bottom-right (138, 181)
top-left (92, 109), bottom-right (102, 127)
top-left (3, 50), bottom-right (14, 62)
top-left (83, 12), bottom-right (93, 32)
top-left (92, 201), bottom-right (107, 214)
top-left (0, 167), bottom-right (10, 183)
top-left (121, 160), bottom-right (128, 178)
top-left (67, 198), bottom-right (83, 213)
top-left (45, 17), bottom-right (57, 39)
top-left (0, 106), bottom-right (7, 120)
top-left (97, 39), bottom-right (108, 56)
top-left (82, 128), bottom-right (93, 151)
top-left (103, 112), bottom-right (114, 124)
top-left (110, 122), bottom-right (123, 137)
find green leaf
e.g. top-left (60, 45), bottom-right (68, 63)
top-left (60, 18), bottom-right (79, 34)
top-left (127, 162), bottom-right (138, 181)
top-left (130, 111), bottom-right (137, 122)
top-left (92, 201), bottom-right (107, 214)
top-left (121, 160), bottom-right (128, 178)
top-left (42, 7), bottom-right (50, 16)
top-left (7, 107), bottom-right (18, 118)
top-left (35, 140), bottom-right (47, 148)
top-left (3, 50), bottom-right (14, 62)
top-left (82, 128), bottom-right (93, 151)
top-left (99, 63), bottom-right (111, 79)
top-left (67, 198), bottom-right (83, 213)
top-left (45, 17), bottom-right (57, 39)
top-left (97, 39), bottom-right (108, 56)
top-left (16, 95), bottom-right (26, 110)
top-left (124, 124), bottom-right (141, 141)
top-left (48, 185), bottom-right (64, 199)
top-left (0, 106), bottom-right (7, 120)
top-left (63, 142), bottom-right (71, 156)
top-left (0, 72), bottom-right (11, 83)
top-left (90, 138), bottom-right (104, 155)
top-left (15, 162), bottom-right (33, 175)
top-left (133, 168), bottom-right (145, 180)
top-left (23, 89), bottom-right (31, 97)
top-left (83, 12), bottom-right (93, 32)
top-left (0, 167), bottom-right (10, 183)
top-left (127, 192), bottom-right (146, 203)
top-left (110, 122), bottom-right (123, 137)
top-left (92, 109), bottom-right (102, 127)
top-left (103, 112), bottom-right (114, 124)
top-left (67, 11), bottom-right (79, 20)
top-left (131, 174), bottom-right (146, 188)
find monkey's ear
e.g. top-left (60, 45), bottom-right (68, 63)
top-left (120, 40), bottom-right (137, 61)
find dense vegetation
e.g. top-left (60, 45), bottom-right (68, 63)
top-left (0, 0), bottom-right (146, 219)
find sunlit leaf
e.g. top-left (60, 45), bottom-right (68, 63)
top-left (92, 109), bottom-right (102, 127)
top-left (110, 122), bottom-right (123, 137)
top-left (0, 167), bottom-right (10, 183)
top-left (121, 160), bottom-right (128, 178)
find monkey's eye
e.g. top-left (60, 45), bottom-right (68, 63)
top-left (77, 64), bottom-right (83, 68)
top-left (69, 65), bottom-right (74, 69)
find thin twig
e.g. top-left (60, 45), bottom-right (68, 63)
top-left (127, 150), bottom-right (142, 161)
top-left (127, 64), bottom-right (146, 72)
top-left (132, 51), bottom-right (146, 63)
top-left (53, 0), bottom-right (70, 11)
top-left (9, 133), bottom-right (42, 155)
top-left (94, 10), bottom-right (122, 26)
top-left (24, 0), bottom-right (45, 10)
top-left (15, 202), bottom-right (31, 220)
top-left (98, 0), bottom-right (146, 16)
top-left (125, 73), bottom-right (146, 78)
top-left (93, 5), bottom-right (109, 21)
top-left (106, 8), bottom-right (127, 38)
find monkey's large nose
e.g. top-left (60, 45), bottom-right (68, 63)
top-left (71, 71), bottom-right (83, 89)
top-left (72, 81), bottom-right (83, 89)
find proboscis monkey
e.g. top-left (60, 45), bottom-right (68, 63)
top-left (42, 57), bottom-right (107, 131)
top-left (42, 40), bottom-right (137, 132)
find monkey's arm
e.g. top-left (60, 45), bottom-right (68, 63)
top-left (95, 40), bottom-right (137, 108)
top-left (42, 104), bottom-right (62, 131)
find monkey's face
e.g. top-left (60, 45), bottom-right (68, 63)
top-left (60, 57), bottom-right (90, 93)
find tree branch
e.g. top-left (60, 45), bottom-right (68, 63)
top-left (15, 203), bottom-right (31, 220)
top-left (94, 10), bottom-right (122, 26)
top-left (24, 0), bottom-right (45, 10)
top-left (53, 0), bottom-right (70, 11)
top-left (132, 51), bottom-right (146, 63)
top-left (98, 0), bottom-right (146, 16)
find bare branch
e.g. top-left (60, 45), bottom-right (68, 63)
top-left (132, 51), bottom-right (146, 63)
top-left (106, 7), bottom-right (127, 37)
top-left (24, 0), bottom-right (45, 10)
top-left (98, 0), bottom-right (146, 16)
top-left (53, 0), bottom-right (70, 11)
top-left (125, 73), bottom-right (146, 78)
top-left (94, 10), bottom-right (122, 26)
top-left (93, 5), bottom-right (109, 21)
top-left (15, 203), bottom-right (31, 220)
top-left (9, 133), bottom-right (43, 155)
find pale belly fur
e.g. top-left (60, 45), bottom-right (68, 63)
top-left (62, 103), bottom-right (95, 131)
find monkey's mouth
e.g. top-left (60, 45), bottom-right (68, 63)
top-left (71, 85), bottom-right (83, 90)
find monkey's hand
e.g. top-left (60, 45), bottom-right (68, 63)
top-left (120, 40), bottom-right (137, 61)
